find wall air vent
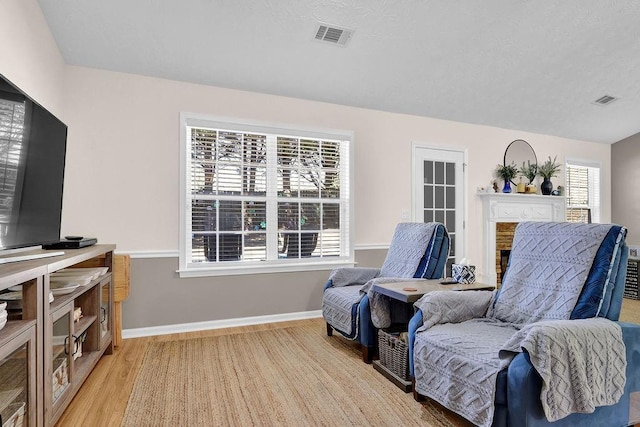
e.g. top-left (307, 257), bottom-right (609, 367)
top-left (592, 94), bottom-right (618, 106)
top-left (314, 23), bottom-right (354, 46)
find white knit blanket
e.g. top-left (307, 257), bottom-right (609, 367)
top-left (379, 222), bottom-right (438, 278)
top-left (413, 289), bottom-right (627, 426)
top-left (364, 222), bottom-right (440, 329)
top-left (322, 267), bottom-right (380, 335)
top-left (499, 318), bottom-right (626, 422)
top-left (490, 222), bottom-right (614, 325)
top-left (363, 277), bottom-right (423, 328)
top-left (413, 291), bottom-right (508, 427)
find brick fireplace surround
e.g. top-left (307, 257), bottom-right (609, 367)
top-left (478, 193), bottom-right (566, 285)
top-left (496, 222), bottom-right (517, 285)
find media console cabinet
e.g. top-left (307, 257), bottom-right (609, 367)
top-left (0, 245), bottom-right (115, 426)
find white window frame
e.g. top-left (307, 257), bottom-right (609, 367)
top-left (178, 113), bottom-right (354, 277)
top-left (565, 159), bottom-right (601, 224)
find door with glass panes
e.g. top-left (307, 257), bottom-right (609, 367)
top-left (413, 146), bottom-right (465, 277)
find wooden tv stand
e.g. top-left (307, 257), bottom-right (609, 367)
top-left (0, 245), bottom-right (115, 426)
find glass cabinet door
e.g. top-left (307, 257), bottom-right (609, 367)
top-left (51, 310), bottom-right (72, 405)
top-left (100, 281), bottom-right (111, 341)
top-left (0, 343), bottom-right (29, 427)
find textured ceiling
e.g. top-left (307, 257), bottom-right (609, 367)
top-left (38, 0), bottom-right (640, 144)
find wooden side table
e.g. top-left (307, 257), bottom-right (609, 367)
top-left (370, 279), bottom-right (495, 391)
top-left (112, 254), bottom-right (130, 347)
top-left (371, 279), bottom-right (494, 303)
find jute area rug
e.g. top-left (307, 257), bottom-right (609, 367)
top-left (121, 320), bottom-right (463, 426)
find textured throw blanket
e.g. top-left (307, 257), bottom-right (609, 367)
top-left (323, 222), bottom-right (440, 333)
top-left (413, 291), bottom-right (508, 427)
top-left (499, 318), bottom-right (626, 422)
top-left (363, 277), bottom-right (424, 328)
top-left (322, 268), bottom-right (380, 336)
top-left (490, 222), bottom-right (614, 324)
top-left (328, 267), bottom-right (380, 288)
top-left (379, 222), bottom-right (438, 278)
top-left (367, 222), bottom-right (440, 328)
top-left (414, 290), bottom-right (497, 332)
top-left (413, 223), bottom-right (620, 427)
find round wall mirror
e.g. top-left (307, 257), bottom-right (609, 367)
top-left (504, 139), bottom-right (537, 184)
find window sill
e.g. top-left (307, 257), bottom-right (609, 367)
top-left (177, 259), bottom-right (356, 278)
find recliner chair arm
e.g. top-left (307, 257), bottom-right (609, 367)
top-left (324, 267), bottom-right (380, 289)
top-left (408, 309), bottom-right (424, 377)
top-left (414, 290), bottom-right (495, 329)
top-left (505, 321), bottom-right (640, 427)
top-left (408, 290), bottom-right (495, 377)
top-left (358, 294), bottom-right (375, 348)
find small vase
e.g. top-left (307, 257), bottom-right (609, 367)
top-left (541, 178), bottom-right (553, 195)
top-left (502, 180), bottom-right (512, 193)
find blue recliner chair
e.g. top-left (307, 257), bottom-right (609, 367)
top-left (409, 221), bottom-right (640, 427)
top-left (322, 222), bottom-right (449, 363)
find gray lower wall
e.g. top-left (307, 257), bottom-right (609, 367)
top-left (612, 133), bottom-right (640, 244)
top-left (122, 248), bottom-right (388, 330)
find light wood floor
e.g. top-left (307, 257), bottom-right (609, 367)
top-left (54, 319), bottom-right (318, 426)
top-left (56, 298), bottom-right (640, 427)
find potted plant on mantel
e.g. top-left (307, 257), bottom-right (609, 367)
top-left (495, 162), bottom-right (519, 193)
top-left (538, 156), bottom-right (561, 195)
top-left (521, 161), bottom-right (538, 193)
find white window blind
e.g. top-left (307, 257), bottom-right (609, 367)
top-left (180, 114), bottom-right (352, 275)
top-left (566, 162), bottom-right (600, 223)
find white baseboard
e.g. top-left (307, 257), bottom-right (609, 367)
top-left (122, 310), bottom-right (323, 339)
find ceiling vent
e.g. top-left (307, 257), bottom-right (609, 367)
top-left (592, 94), bottom-right (618, 106)
top-left (314, 23), bottom-right (354, 46)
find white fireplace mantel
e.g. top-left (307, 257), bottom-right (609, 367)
top-left (478, 193), bottom-right (566, 284)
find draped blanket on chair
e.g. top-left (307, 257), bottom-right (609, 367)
top-left (499, 318), bottom-right (626, 422)
top-left (413, 222), bottom-right (624, 427)
top-left (322, 222), bottom-right (440, 336)
top-left (367, 222), bottom-right (440, 329)
top-left (322, 268), bottom-right (379, 336)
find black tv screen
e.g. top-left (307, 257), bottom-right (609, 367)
top-left (0, 74), bottom-right (67, 251)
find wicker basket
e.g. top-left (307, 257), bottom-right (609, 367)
top-left (378, 329), bottom-right (409, 380)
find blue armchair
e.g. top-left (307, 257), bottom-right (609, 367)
top-left (322, 222), bottom-right (449, 363)
top-left (409, 221), bottom-right (640, 427)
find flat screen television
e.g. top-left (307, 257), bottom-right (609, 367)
top-left (0, 73), bottom-right (67, 254)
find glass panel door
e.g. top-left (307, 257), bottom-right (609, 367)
top-left (52, 309), bottom-right (72, 405)
top-left (413, 147), bottom-right (465, 276)
top-left (0, 343), bottom-right (28, 427)
top-left (100, 281), bottom-right (111, 340)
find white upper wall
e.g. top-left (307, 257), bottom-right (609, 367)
top-left (3, 0), bottom-right (612, 278)
top-left (60, 66), bottom-right (611, 269)
top-left (0, 0), bottom-right (65, 115)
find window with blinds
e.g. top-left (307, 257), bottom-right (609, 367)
top-left (180, 115), bottom-right (352, 275)
top-left (566, 162), bottom-right (600, 223)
